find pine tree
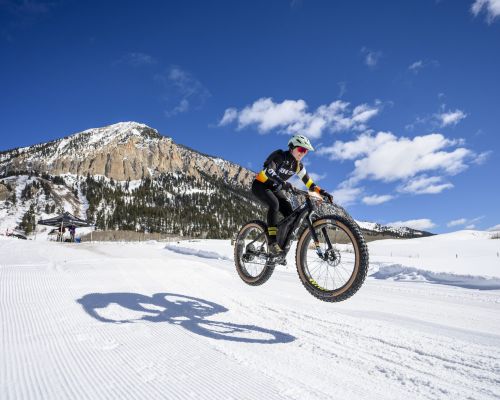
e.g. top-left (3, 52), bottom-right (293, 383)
top-left (19, 204), bottom-right (36, 235)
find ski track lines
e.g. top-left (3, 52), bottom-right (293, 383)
top-left (1, 239), bottom-right (499, 400)
top-left (1, 246), bottom-right (286, 399)
top-left (161, 250), bottom-right (500, 399)
top-left (217, 295), bottom-right (499, 400)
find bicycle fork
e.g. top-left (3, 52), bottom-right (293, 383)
top-left (306, 215), bottom-right (324, 258)
top-left (305, 216), bottom-right (334, 260)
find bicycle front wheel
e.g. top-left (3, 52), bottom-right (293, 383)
top-left (296, 216), bottom-right (368, 302)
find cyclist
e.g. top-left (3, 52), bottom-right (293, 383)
top-left (251, 134), bottom-right (333, 255)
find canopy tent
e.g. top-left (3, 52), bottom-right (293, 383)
top-left (38, 212), bottom-right (93, 228)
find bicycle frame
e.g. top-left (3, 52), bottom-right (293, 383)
top-left (245, 191), bottom-right (329, 259)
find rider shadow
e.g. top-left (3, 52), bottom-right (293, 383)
top-left (77, 292), bottom-right (295, 344)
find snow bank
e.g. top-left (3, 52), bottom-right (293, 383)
top-left (164, 242), bottom-right (232, 261)
top-left (164, 237), bottom-right (500, 291)
top-left (368, 230), bottom-right (500, 278)
top-left (370, 263), bottom-right (500, 290)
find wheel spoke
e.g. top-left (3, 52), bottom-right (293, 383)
top-left (236, 225), bottom-right (269, 278)
top-left (300, 221), bottom-right (358, 292)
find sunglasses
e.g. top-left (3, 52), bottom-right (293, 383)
top-left (296, 146), bottom-right (308, 154)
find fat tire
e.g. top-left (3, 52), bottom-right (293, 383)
top-left (295, 215), bottom-right (369, 302)
top-left (234, 220), bottom-right (276, 286)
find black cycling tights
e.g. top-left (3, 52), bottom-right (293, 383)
top-left (251, 180), bottom-right (293, 228)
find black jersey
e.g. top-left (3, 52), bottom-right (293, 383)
top-left (254, 149), bottom-right (320, 192)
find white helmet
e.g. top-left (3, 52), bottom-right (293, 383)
top-left (288, 135), bottom-right (314, 151)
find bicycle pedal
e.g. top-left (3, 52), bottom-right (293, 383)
top-left (270, 254), bottom-right (286, 264)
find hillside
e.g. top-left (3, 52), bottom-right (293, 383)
top-left (0, 122), bottom-right (433, 240)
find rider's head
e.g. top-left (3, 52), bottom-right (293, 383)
top-left (288, 135), bottom-right (314, 161)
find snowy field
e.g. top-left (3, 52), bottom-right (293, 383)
top-left (1, 234), bottom-right (499, 399)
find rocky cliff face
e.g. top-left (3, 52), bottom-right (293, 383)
top-left (0, 183), bottom-right (10, 201)
top-left (0, 122), bottom-right (255, 187)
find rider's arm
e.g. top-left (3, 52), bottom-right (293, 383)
top-left (296, 163), bottom-right (322, 194)
top-left (297, 163), bottom-right (333, 201)
top-left (255, 150), bottom-right (286, 187)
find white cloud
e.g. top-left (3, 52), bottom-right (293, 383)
top-left (317, 131), bottom-right (395, 160)
top-left (408, 59), bottom-right (439, 74)
top-left (332, 184), bottom-right (364, 207)
top-left (317, 130), bottom-right (482, 203)
top-left (447, 218), bottom-right (467, 227)
top-left (362, 194), bottom-right (394, 205)
top-left (361, 47), bottom-right (382, 67)
top-left (219, 98), bottom-right (381, 139)
top-left (473, 151), bottom-right (491, 165)
top-left (156, 66), bottom-right (211, 117)
top-left (398, 175), bottom-right (454, 194)
top-left (436, 109), bottom-right (467, 127)
top-left (308, 172), bottom-right (327, 182)
top-left (471, 0), bottom-right (500, 23)
top-left (338, 81), bottom-right (347, 98)
top-left (167, 67), bottom-right (210, 100)
top-left (406, 105), bottom-right (466, 131)
top-left (387, 219), bottom-right (436, 231)
top-left (447, 216), bottom-right (484, 229)
top-left (319, 131), bottom-right (472, 185)
top-left (408, 60), bottom-right (424, 73)
top-left (487, 224), bottom-right (500, 231)
top-left (118, 52), bottom-right (156, 67)
top-left (220, 108), bottom-right (238, 125)
top-left (167, 98), bottom-right (189, 116)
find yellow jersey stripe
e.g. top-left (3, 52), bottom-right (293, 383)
top-left (305, 178), bottom-right (314, 188)
top-left (256, 170), bottom-right (269, 183)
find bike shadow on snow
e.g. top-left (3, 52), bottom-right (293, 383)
top-left (77, 292), bottom-right (295, 344)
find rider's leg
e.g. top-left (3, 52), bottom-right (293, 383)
top-left (275, 190), bottom-right (293, 218)
top-left (251, 181), bottom-right (282, 253)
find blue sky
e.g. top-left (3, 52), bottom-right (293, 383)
top-left (1, 0), bottom-right (499, 233)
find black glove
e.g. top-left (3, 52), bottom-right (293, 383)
top-left (319, 189), bottom-right (333, 203)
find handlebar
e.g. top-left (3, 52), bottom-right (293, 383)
top-left (287, 186), bottom-right (333, 204)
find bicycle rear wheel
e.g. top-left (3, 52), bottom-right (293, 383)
top-left (296, 216), bottom-right (368, 302)
top-left (234, 220), bottom-right (276, 286)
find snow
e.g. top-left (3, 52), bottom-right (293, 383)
top-left (1, 236), bottom-right (499, 399)
top-left (368, 230), bottom-right (500, 278)
top-left (164, 241), bottom-right (232, 261)
top-left (125, 179), bottom-right (143, 191)
top-left (356, 220), bottom-right (379, 231)
top-left (13, 122), bottom-right (156, 165)
top-left (0, 175), bottom-right (32, 235)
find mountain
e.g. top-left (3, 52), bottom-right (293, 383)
top-left (0, 121), bottom-right (253, 185)
top-left (0, 121), bottom-right (433, 239)
top-left (0, 122), bottom-right (262, 238)
top-left (355, 220), bottom-right (434, 241)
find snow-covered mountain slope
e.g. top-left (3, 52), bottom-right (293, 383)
top-left (0, 171), bottom-right (263, 239)
top-left (0, 121), bottom-right (254, 185)
top-left (355, 220), bottom-right (434, 239)
top-left (1, 238), bottom-right (498, 400)
top-left (0, 174), bottom-right (85, 236)
top-left (0, 121), bottom-right (433, 240)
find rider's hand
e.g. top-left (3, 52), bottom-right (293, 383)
top-left (319, 189), bottom-right (333, 203)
